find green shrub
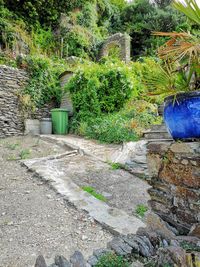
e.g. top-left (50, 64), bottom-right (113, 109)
top-left (66, 60), bottom-right (137, 119)
top-left (67, 59), bottom-right (161, 143)
top-left (20, 56), bottom-right (68, 110)
top-left (95, 253), bottom-right (130, 267)
top-left (76, 113), bottom-right (139, 144)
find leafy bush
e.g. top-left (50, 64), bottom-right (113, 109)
top-left (76, 113), bottom-right (139, 143)
top-left (66, 60), bottom-right (137, 119)
top-left (95, 253), bottom-right (130, 267)
top-left (20, 56), bottom-right (68, 110)
top-left (71, 99), bottom-right (160, 143)
top-left (67, 59), bottom-right (161, 143)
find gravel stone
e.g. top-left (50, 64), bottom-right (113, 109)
top-left (0, 137), bottom-right (112, 266)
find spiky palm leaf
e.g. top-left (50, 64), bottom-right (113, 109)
top-left (173, 0), bottom-right (200, 26)
top-left (153, 31), bottom-right (200, 64)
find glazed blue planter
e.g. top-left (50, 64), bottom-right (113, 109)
top-left (164, 91), bottom-right (200, 139)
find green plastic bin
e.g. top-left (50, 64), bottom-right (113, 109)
top-left (51, 108), bottom-right (68, 135)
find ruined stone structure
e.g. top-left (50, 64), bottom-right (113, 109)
top-left (0, 65), bottom-right (56, 137)
top-left (59, 70), bottom-right (74, 116)
top-left (99, 33), bottom-right (131, 63)
top-left (147, 141), bottom-right (200, 236)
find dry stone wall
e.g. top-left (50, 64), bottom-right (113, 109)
top-left (0, 65), bottom-right (57, 137)
top-left (147, 141), bottom-right (200, 236)
top-left (0, 65), bottom-right (29, 137)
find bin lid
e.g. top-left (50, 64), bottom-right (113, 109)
top-left (41, 118), bottom-right (52, 121)
top-left (51, 108), bottom-right (69, 112)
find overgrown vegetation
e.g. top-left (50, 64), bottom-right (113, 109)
top-left (66, 59), bottom-right (161, 143)
top-left (0, 0), bottom-right (195, 143)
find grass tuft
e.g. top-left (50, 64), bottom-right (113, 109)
top-left (82, 186), bottom-right (107, 202)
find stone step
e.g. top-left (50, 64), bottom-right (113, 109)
top-left (144, 131), bottom-right (172, 140)
top-left (147, 138), bottom-right (173, 143)
top-left (150, 124), bottom-right (168, 132)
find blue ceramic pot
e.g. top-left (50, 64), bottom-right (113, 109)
top-left (164, 91), bottom-right (200, 139)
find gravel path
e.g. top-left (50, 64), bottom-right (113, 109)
top-left (0, 138), bottom-right (112, 267)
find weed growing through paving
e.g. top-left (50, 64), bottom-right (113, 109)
top-left (6, 143), bottom-right (20, 150)
top-left (19, 149), bottom-right (31, 159)
top-left (6, 155), bottom-right (18, 161)
top-left (107, 161), bottom-right (127, 170)
top-left (95, 253), bottom-right (130, 267)
top-left (82, 186), bottom-right (107, 202)
top-left (135, 204), bottom-right (148, 218)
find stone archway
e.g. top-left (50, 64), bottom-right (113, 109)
top-left (99, 33), bottom-right (131, 63)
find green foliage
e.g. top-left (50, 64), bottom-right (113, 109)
top-left (135, 204), bottom-right (148, 218)
top-left (19, 149), bottom-right (31, 159)
top-left (121, 0), bottom-right (189, 58)
top-left (95, 253), bottom-right (130, 267)
top-left (173, 0), bottom-right (200, 26)
top-left (20, 56), bottom-right (67, 110)
top-left (67, 59), bottom-right (161, 143)
top-left (76, 113), bottom-right (139, 144)
top-left (82, 186), bottom-right (107, 202)
top-left (61, 26), bottom-right (92, 58)
top-left (67, 60), bottom-right (136, 118)
top-left (3, 0), bottom-right (95, 26)
top-left (108, 162), bottom-right (124, 170)
top-left (6, 143), bottom-right (19, 150)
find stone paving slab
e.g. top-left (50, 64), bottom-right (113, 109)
top-left (40, 134), bottom-right (121, 162)
top-left (22, 152), bottom-right (147, 235)
top-left (40, 135), bottom-right (150, 178)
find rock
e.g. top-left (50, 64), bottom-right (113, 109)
top-left (81, 235), bottom-right (88, 241)
top-left (93, 248), bottom-right (113, 260)
top-left (55, 255), bottom-right (71, 267)
top-left (122, 235), bottom-right (139, 253)
top-left (107, 237), bottom-right (132, 256)
top-left (146, 213), bottom-right (176, 240)
top-left (162, 239), bottom-right (169, 247)
top-left (189, 223), bottom-right (200, 238)
top-left (35, 255), bottom-right (48, 267)
top-left (49, 264), bottom-right (58, 267)
top-left (132, 235), bottom-right (154, 257)
top-left (87, 255), bottom-right (98, 266)
top-left (157, 246), bottom-right (187, 267)
top-left (130, 261), bottom-right (144, 267)
top-left (70, 251), bottom-right (86, 267)
top-left (136, 228), bottom-right (160, 248)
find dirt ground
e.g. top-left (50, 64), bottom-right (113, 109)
top-left (0, 136), bottom-right (112, 267)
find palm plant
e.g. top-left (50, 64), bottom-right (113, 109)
top-left (147, 0), bottom-right (200, 96)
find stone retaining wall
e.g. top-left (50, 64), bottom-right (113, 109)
top-left (0, 65), bottom-right (57, 137)
top-left (0, 65), bottom-right (29, 137)
top-left (147, 141), bottom-right (200, 236)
